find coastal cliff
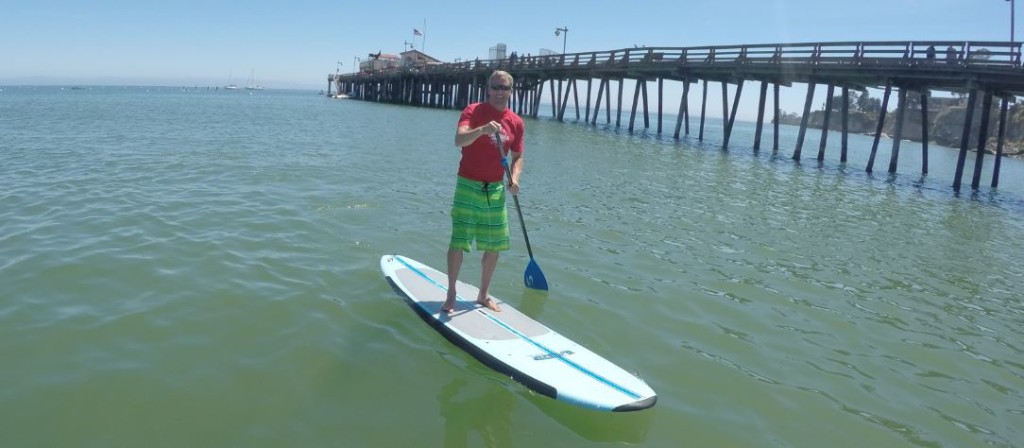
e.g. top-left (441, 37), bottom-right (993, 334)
top-left (779, 93), bottom-right (1023, 157)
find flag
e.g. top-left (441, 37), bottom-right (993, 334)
top-left (413, 28), bottom-right (422, 36)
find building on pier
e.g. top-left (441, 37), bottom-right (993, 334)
top-left (400, 50), bottom-right (441, 69)
top-left (357, 53), bottom-right (401, 73)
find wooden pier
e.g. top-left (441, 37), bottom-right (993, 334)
top-left (329, 41), bottom-right (1024, 190)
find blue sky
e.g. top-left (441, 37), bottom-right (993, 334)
top-left (1, 0), bottom-right (1016, 90)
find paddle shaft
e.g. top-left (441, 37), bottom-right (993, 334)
top-left (503, 165), bottom-right (536, 259)
top-left (495, 133), bottom-right (536, 260)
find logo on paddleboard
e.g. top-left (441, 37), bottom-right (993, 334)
top-left (533, 350), bottom-right (573, 361)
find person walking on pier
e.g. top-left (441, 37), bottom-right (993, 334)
top-left (443, 70), bottom-right (525, 314)
top-left (945, 46), bottom-right (958, 65)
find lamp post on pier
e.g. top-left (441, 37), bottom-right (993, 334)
top-left (554, 26), bottom-right (569, 54)
top-left (1007, 0), bottom-right (1016, 44)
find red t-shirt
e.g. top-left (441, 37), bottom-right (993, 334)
top-left (457, 102), bottom-right (525, 182)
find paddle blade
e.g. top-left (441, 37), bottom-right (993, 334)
top-left (524, 258), bottom-right (548, 291)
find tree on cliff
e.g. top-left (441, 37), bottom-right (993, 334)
top-left (852, 91), bottom-right (882, 115)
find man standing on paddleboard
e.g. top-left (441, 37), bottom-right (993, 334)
top-left (444, 70), bottom-right (525, 314)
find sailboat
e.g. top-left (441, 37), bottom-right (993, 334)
top-left (245, 69), bottom-right (263, 90)
top-left (225, 70), bottom-right (240, 90)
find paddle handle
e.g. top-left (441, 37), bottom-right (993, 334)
top-left (495, 133), bottom-right (535, 260)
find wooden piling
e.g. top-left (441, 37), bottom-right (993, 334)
top-left (629, 79), bottom-right (642, 132)
top-left (558, 80), bottom-right (570, 121)
top-left (684, 80), bottom-right (691, 135)
top-left (953, 89), bottom-right (978, 191)
top-left (992, 96), bottom-right (1009, 187)
top-left (867, 82), bottom-right (893, 173)
top-left (572, 80), bottom-right (581, 121)
top-left (642, 79), bottom-right (650, 129)
top-left (724, 80), bottom-right (743, 149)
top-left (889, 87), bottom-right (908, 173)
top-left (721, 82), bottom-right (729, 136)
top-left (794, 82), bottom-right (816, 160)
top-left (549, 79), bottom-right (558, 117)
top-left (773, 83), bottom-right (780, 151)
top-left (535, 81), bottom-right (545, 119)
top-left (971, 92), bottom-right (994, 189)
top-left (657, 78), bottom-right (664, 134)
top-left (754, 81), bottom-right (768, 151)
top-left (674, 78), bottom-right (689, 139)
top-left (616, 79), bottom-right (624, 127)
top-left (557, 79), bottom-right (564, 115)
top-left (841, 87), bottom-right (850, 162)
top-left (699, 80), bottom-right (708, 140)
top-left (818, 84), bottom-right (835, 161)
top-left (604, 80), bottom-right (611, 124)
top-left (584, 78), bottom-right (593, 123)
top-left (920, 91), bottom-right (930, 175)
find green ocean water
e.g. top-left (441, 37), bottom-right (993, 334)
top-left (1, 86), bottom-right (1023, 447)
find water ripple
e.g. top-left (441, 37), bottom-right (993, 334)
top-left (2, 88), bottom-right (1023, 447)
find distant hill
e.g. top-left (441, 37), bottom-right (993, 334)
top-left (778, 94), bottom-right (1023, 157)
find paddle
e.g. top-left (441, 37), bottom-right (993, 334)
top-left (494, 132), bottom-right (548, 291)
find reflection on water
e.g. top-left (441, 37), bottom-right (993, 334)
top-left (524, 390), bottom-right (654, 444)
top-left (436, 374), bottom-right (655, 446)
top-left (438, 378), bottom-right (516, 448)
top-left (515, 289), bottom-right (549, 320)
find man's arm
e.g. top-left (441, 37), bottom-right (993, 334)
top-left (507, 150), bottom-right (523, 194)
top-left (455, 121), bottom-right (502, 147)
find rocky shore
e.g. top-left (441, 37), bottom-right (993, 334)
top-left (779, 99), bottom-right (1024, 157)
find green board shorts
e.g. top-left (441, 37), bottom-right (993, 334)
top-left (449, 176), bottom-right (510, 252)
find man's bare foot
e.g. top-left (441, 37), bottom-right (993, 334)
top-left (476, 297), bottom-right (501, 312)
top-left (441, 295), bottom-right (457, 315)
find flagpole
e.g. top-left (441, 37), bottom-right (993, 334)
top-left (422, 19), bottom-right (427, 54)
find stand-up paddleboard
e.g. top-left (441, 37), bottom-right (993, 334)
top-left (380, 255), bottom-right (657, 412)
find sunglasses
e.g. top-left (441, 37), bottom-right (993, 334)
top-left (489, 84), bottom-right (512, 91)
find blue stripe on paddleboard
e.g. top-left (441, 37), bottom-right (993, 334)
top-left (392, 255), bottom-right (642, 401)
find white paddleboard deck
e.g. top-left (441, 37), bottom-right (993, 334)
top-left (380, 255), bottom-right (656, 412)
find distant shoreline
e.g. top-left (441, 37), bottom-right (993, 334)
top-left (0, 82), bottom-right (323, 91)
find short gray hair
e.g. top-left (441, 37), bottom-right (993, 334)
top-left (490, 70), bottom-right (513, 86)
